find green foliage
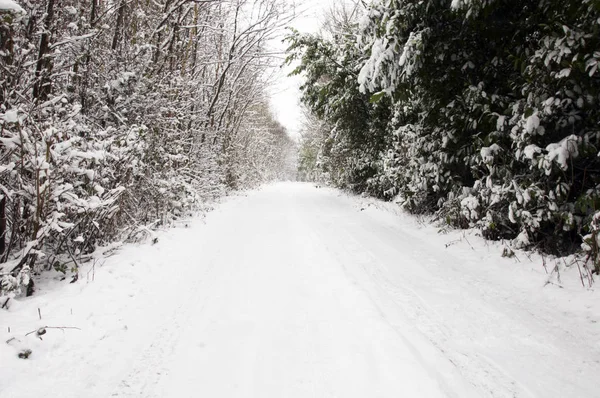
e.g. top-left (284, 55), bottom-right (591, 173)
top-left (285, 26), bottom-right (392, 194)
top-left (290, 0), bottom-right (600, 257)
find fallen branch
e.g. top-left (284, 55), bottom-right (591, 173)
top-left (25, 326), bottom-right (81, 337)
top-left (462, 232), bottom-right (475, 251)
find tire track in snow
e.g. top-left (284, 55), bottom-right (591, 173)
top-left (5, 183), bottom-right (598, 398)
top-left (318, 207), bottom-right (532, 398)
top-left (111, 256), bottom-right (218, 397)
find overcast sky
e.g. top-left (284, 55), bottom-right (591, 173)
top-left (267, 0), bottom-right (338, 140)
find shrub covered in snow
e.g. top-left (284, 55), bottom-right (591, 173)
top-left (0, 0), bottom-right (295, 297)
top-left (291, 0), bottom-right (600, 262)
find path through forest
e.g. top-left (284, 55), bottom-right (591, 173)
top-left (1, 183), bottom-right (599, 397)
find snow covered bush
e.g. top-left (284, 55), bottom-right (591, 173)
top-left (291, 0), bottom-right (600, 266)
top-left (286, 16), bottom-right (392, 195)
top-left (582, 212), bottom-right (600, 275)
top-left (0, 264), bottom-right (30, 299)
top-left (0, 0), bottom-right (296, 296)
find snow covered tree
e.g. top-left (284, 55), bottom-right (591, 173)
top-left (291, 0), bottom-right (600, 264)
top-left (286, 1), bottom-right (392, 195)
top-left (0, 0), bottom-right (295, 298)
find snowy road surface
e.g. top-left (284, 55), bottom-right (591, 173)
top-left (1, 183), bottom-right (599, 397)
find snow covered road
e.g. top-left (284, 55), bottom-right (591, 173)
top-left (2, 183), bottom-right (599, 397)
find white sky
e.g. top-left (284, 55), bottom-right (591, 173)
top-left (267, 0), bottom-right (338, 140)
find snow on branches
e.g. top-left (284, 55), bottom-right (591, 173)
top-left (292, 0), bottom-right (600, 264)
top-left (0, 0), bottom-right (296, 298)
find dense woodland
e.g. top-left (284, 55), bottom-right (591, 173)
top-left (3, 0), bottom-right (600, 300)
top-left (290, 0), bottom-right (600, 275)
top-left (0, 0), bottom-right (296, 298)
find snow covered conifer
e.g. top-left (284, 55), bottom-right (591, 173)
top-left (291, 0), bottom-right (600, 258)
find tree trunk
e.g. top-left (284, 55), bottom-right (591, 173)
top-left (33, 0), bottom-right (55, 101)
top-left (112, 0), bottom-right (125, 51)
top-left (81, 0), bottom-right (99, 114)
top-left (0, 197), bottom-right (6, 257)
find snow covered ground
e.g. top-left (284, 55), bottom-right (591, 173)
top-left (1, 182), bottom-right (599, 397)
